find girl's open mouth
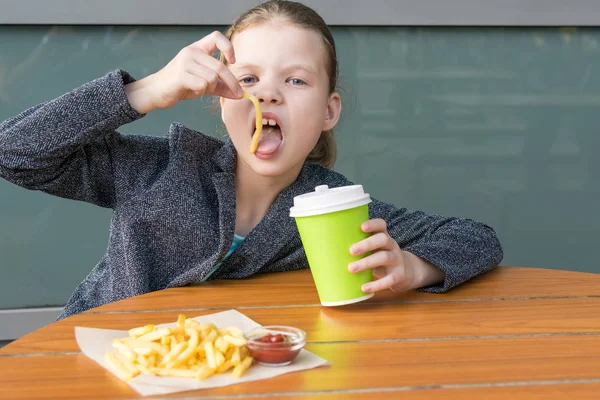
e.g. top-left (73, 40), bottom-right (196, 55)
top-left (253, 113), bottom-right (283, 158)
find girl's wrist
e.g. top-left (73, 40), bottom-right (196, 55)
top-left (125, 75), bottom-right (157, 115)
top-left (403, 250), bottom-right (446, 289)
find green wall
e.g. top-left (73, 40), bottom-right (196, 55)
top-left (1, 26), bottom-right (598, 308)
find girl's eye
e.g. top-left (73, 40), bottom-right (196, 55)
top-left (288, 78), bottom-right (306, 86)
top-left (240, 77), bottom-right (257, 84)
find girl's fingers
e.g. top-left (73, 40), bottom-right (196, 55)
top-left (362, 273), bottom-right (398, 293)
top-left (363, 270), bottom-right (411, 293)
top-left (350, 232), bottom-right (393, 256)
top-left (184, 61), bottom-right (240, 99)
top-left (373, 266), bottom-right (386, 279)
top-left (190, 31), bottom-right (236, 64)
top-left (182, 74), bottom-right (209, 97)
top-left (361, 218), bottom-right (387, 233)
top-left (190, 50), bottom-right (242, 98)
top-left (348, 250), bottom-right (396, 273)
top-left (184, 63), bottom-right (219, 95)
top-left (212, 80), bottom-right (243, 99)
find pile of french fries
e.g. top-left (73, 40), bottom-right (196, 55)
top-left (104, 314), bottom-right (253, 381)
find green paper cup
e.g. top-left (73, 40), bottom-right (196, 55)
top-left (290, 185), bottom-right (373, 306)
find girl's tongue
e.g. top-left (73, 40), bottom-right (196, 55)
top-left (256, 127), bottom-right (282, 155)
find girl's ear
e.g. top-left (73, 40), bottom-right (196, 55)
top-left (322, 92), bottom-right (342, 131)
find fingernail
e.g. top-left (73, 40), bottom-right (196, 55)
top-left (362, 284), bottom-right (371, 293)
top-left (348, 263), bottom-right (356, 272)
top-left (350, 245), bottom-right (358, 255)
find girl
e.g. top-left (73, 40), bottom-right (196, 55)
top-left (0, 0), bottom-right (503, 320)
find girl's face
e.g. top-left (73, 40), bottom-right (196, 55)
top-left (221, 21), bottom-right (341, 182)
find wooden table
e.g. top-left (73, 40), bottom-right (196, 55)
top-left (2, 266), bottom-right (600, 399)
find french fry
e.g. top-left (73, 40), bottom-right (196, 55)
top-left (225, 326), bottom-right (244, 338)
top-left (217, 359), bottom-right (234, 373)
top-left (200, 330), bottom-right (218, 347)
top-left (128, 324), bottom-right (154, 338)
top-left (172, 328), bottom-right (199, 367)
top-left (231, 347), bottom-right (241, 366)
top-left (113, 340), bottom-right (137, 362)
top-left (132, 346), bottom-right (154, 356)
top-left (124, 338), bottom-right (169, 357)
top-left (243, 92), bottom-right (263, 154)
top-left (232, 356), bottom-right (254, 378)
top-left (137, 363), bottom-right (155, 376)
top-left (137, 328), bottom-right (171, 342)
top-left (240, 346), bottom-right (249, 359)
top-left (215, 350), bottom-right (225, 368)
top-left (177, 314), bottom-right (186, 330)
top-left (215, 336), bottom-right (230, 354)
top-left (195, 365), bottom-right (216, 380)
top-left (185, 328), bottom-right (200, 346)
top-left (223, 334), bottom-right (247, 347)
top-left (205, 341), bottom-right (217, 369)
top-left (163, 342), bottom-right (188, 365)
top-left (153, 368), bottom-right (197, 378)
top-left (115, 352), bottom-right (140, 376)
top-left (104, 314), bottom-right (254, 381)
top-left (137, 354), bottom-right (150, 367)
top-left (201, 323), bottom-right (217, 339)
top-left (148, 354), bottom-right (157, 366)
top-left (105, 351), bottom-right (137, 380)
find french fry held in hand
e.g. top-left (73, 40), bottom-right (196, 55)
top-left (103, 314), bottom-right (254, 381)
top-left (243, 92), bottom-right (263, 154)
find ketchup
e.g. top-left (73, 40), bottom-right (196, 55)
top-left (256, 333), bottom-right (287, 343)
top-left (247, 333), bottom-right (302, 365)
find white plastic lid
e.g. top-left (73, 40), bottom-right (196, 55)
top-left (289, 185), bottom-right (372, 217)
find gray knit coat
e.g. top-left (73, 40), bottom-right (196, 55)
top-left (0, 70), bottom-right (504, 319)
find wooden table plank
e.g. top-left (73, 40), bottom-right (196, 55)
top-left (2, 336), bottom-right (600, 400)
top-left (86, 267), bottom-right (600, 313)
top-left (4, 297), bottom-right (600, 355)
top-left (196, 383), bottom-right (600, 400)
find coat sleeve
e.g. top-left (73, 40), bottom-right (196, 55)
top-left (369, 198), bottom-right (504, 292)
top-left (0, 70), bottom-right (169, 208)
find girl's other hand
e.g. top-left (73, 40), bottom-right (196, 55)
top-left (347, 219), bottom-right (446, 293)
top-left (125, 31), bottom-right (244, 114)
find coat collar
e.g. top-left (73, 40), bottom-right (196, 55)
top-left (212, 137), bottom-right (237, 174)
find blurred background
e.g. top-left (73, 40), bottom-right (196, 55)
top-left (1, 0), bottom-right (599, 343)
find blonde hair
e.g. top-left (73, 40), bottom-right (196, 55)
top-left (221, 0), bottom-right (339, 169)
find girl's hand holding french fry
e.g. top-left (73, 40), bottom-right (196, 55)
top-left (104, 314), bottom-right (254, 381)
top-left (125, 31), bottom-right (244, 114)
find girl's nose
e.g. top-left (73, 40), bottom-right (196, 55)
top-left (257, 86), bottom-right (282, 105)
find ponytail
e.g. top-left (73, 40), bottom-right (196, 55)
top-left (306, 129), bottom-right (336, 169)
